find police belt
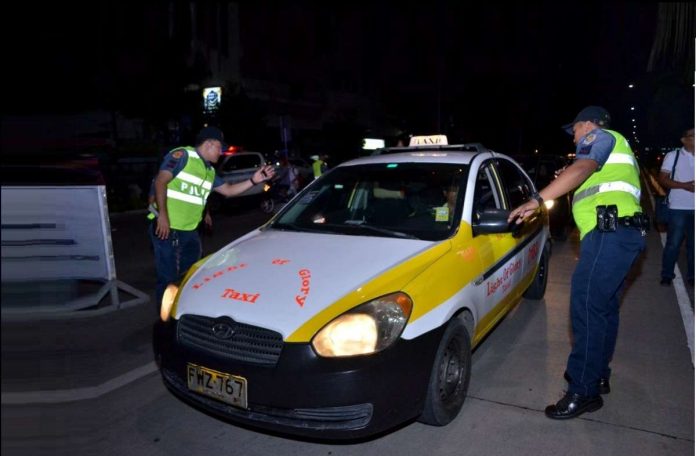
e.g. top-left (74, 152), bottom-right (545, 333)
top-left (617, 214), bottom-right (648, 228)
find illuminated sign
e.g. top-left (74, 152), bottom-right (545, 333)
top-left (203, 87), bottom-right (222, 113)
top-left (409, 135), bottom-right (448, 146)
top-left (362, 138), bottom-right (385, 150)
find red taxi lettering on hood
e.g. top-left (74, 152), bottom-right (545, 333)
top-left (221, 288), bottom-right (260, 304)
top-left (272, 258), bottom-right (290, 265)
top-left (191, 263), bottom-right (248, 290)
top-left (295, 268), bottom-right (311, 307)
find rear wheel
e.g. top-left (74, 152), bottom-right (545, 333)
top-left (419, 317), bottom-right (471, 426)
top-left (523, 243), bottom-right (549, 300)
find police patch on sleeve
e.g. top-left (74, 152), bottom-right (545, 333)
top-left (581, 133), bottom-right (596, 145)
top-left (172, 150), bottom-right (184, 159)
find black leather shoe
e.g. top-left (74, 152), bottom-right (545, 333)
top-left (545, 392), bottom-right (603, 420)
top-left (660, 278), bottom-right (672, 286)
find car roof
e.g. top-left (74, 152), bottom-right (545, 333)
top-left (340, 146), bottom-right (501, 167)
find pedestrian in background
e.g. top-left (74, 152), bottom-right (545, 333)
top-left (508, 106), bottom-right (646, 419)
top-left (149, 126), bottom-right (275, 312)
top-left (658, 127), bottom-right (695, 286)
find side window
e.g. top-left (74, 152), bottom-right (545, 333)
top-left (496, 159), bottom-right (533, 209)
top-left (472, 162), bottom-right (502, 224)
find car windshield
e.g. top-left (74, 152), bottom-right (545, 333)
top-left (269, 163), bottom-right (468, 241)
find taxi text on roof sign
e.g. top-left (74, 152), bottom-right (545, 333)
top-left (409, 135), bottom-right (448, 146)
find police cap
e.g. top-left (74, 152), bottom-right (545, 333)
top-left (196, 126), bottom-right (228, 150)
top-left (563, 106), bottom-right (611, 134)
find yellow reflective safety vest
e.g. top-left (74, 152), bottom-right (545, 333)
top-left (312, 159), bottom-right (326, 179)
top-left (165, 148), bottom-right (216, 231)
top-left (572, 130), bottom-right (642, 239)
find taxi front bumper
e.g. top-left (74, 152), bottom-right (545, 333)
top-left (154, 318), bottom-right (445, 440)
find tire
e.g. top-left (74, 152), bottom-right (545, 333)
top-left (419, 317), bottom-right (472, 426)
top-left (523, 243), bottom-right (549, 300)
top-left (260, 198), bottom-right (274, 214)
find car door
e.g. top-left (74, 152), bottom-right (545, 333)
top-left (463, 159), bottom-right (520, 335)
top-left (491, 157), bottom-right (547, 300)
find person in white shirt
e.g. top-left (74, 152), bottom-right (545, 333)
top-left (658, 128), bottom-right (695, 286)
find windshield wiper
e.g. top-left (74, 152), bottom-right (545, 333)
top-left (269, 222), bottom-right (326, 234)
top-left (341, 223), bottom-right (419, 239)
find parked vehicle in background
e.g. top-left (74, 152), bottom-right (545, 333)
top-left (216, 151), bottom-right (268, 196)
top-left (209, 151), bottom-right (270, 212)
top-left (513, 154), bottom-right (574, 241)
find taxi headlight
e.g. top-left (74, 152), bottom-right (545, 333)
top-left (160, 284), bottom-right (179, 322)
top-left (544, 199), bottom-right (555, 210)
top-left (312, 292), bottom-right (412, 357)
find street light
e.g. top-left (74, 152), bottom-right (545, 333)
top-left (628, 83), bottom-right (634, 88)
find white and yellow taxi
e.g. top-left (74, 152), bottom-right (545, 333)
top-left (154, 136), bottom-right (551, 439)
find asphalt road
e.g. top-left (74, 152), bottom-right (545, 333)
top-left (1, 205), bottom-right (694, 456)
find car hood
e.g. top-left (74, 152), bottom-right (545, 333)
top-left (174, 229), bottom-right (443, 339)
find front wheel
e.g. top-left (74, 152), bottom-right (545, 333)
top-left (418, 317), bottom-right (472, 426)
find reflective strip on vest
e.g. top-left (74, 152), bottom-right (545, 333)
top-left (167, 188), bottom-right (206, 205)
top-left (605, 154), bottom-right (637, 166)
top-left (177, 170), bottom-right (213, 190)
top-left (572, 181), bottom-right (641, 205)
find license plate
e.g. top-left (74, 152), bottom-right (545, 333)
top-left (186, 363), bottom-right (248, 409)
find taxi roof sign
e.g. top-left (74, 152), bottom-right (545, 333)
top-left (409, 135), bottom-right (448, 146)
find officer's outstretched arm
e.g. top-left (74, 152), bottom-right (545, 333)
top-left (538, 159), bottom-right (597, 202)
top-left (214, 165), bottom-right (276, 197)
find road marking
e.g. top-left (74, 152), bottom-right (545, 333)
top-left (1, 362), bottom-right (158, 405)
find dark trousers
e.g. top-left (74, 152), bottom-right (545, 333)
top-left (566, 226), bottom-right (645, 397)
top-left (661, 209), bottom-right (695, 280)
top-left (149, 224), bottom-right (202, 311)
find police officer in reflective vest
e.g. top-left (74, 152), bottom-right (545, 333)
top-left (508, 106), bottom-right (646, 419)
top-left (311, 154), bottom-right (328, 179)
top-left (149, 126), bottom-right (275, 311)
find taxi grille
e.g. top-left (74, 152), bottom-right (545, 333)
top-left (177, 314), bottom-right (283, 366)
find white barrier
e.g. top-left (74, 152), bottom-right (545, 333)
top-left (1, 186), bottom-right (148, 318)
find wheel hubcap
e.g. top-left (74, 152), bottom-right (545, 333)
top-left (438, 340), bottom-right (463, 400)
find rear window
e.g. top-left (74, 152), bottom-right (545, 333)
top-left (220, 155), bottom-right (262, 172)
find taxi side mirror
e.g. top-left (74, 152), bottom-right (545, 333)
top-left (473, 208), bottom-right (514, 235)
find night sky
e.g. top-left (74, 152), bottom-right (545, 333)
top-left (1, 2), bottom-right (690, 156)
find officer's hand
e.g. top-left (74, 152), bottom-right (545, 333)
top-left (254, 165), bottom-right (275, 183)
top-left (507, 200), bottom-right (540, 225)
top-left (156, 215), bottom-right (170, 240)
